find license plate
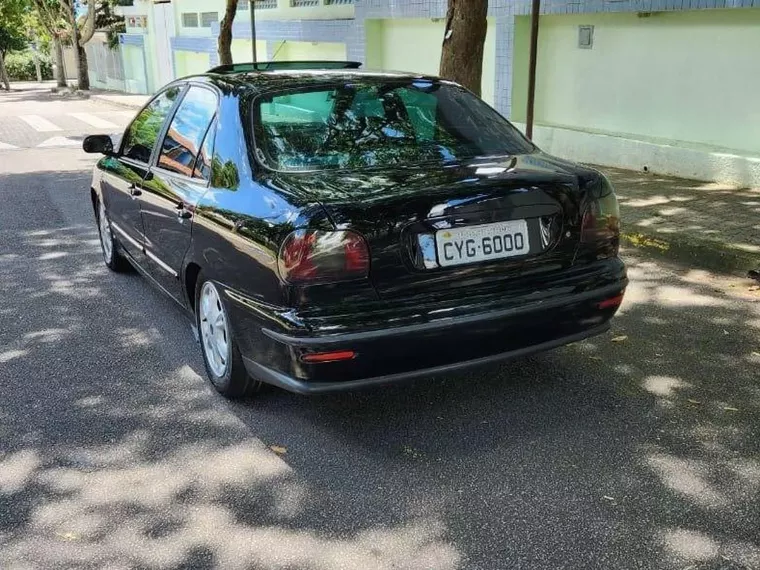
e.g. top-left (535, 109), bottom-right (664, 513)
top-left (436, 220), bottom-right (530, 267)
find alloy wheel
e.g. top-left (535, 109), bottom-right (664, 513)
top-left (199, 281), bottom-right (230, 378)
top-left (98, 201), bottom-right (113, 263)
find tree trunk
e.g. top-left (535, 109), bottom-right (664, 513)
top-left (439, 0), bottom-right (488, 97)
top-left (77, 44), bottom-right (90, 90)
top-left (0, 53), bottom-right (10, 90)
top-left (218, 0), bottom-right (238, 66)
top-left (53, 37), bottom-right (67, 87)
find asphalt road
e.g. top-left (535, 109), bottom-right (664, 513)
top-left (1, 86), bottom-right (759, 570)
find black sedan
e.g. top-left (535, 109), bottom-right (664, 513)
top-left (83, 61), bottom-right (626, 398)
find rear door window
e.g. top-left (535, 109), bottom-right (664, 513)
top-left (158, 86), bottom-right (218, 177)
top-left (121, 86), bottom-right (182, 164)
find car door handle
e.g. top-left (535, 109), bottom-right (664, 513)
top-left (129, 184), bottom-right (142, 198)
top-left (176, 204), bottom-right (192, 220)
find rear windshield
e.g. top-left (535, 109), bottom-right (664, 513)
top-left (251, 80), bottom-right (534, 172)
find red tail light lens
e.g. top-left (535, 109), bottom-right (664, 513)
top-left (581, 180), bottom-right (621, 256)
top-left (278, 230), bottom-right (370, 285)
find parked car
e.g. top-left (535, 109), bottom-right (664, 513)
top-left (83, 61), bottom-right (627, 398)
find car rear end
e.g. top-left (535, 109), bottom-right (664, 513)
top-left (234, 75), bottom-right (627, 392)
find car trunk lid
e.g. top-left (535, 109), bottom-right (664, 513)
top-left (269, 153), bottom-right (596, 300)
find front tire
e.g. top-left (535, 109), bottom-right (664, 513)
top-left (196, 274), bottom-right (258, 398)
top-left (96, 198), bottom-right (130, 272)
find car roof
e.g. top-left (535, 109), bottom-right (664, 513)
top-left (182, 67), bottom-right (445, 96)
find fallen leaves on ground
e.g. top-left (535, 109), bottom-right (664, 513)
top-left (611, 335), bottom-right (628, 343)
top-left (687, 399), bottom-right (702, 405)
top-left (269, 445), bottom-right (288, 455)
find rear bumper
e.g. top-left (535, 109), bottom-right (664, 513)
top-left (226, 257), bottom-right (627, 394)
top-left (242, 322), bottom-right (610, 394)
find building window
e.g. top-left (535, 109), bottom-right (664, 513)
top-left (181, 12), bottom-right (199, 27)
top-left (325, 0), bottom-right (354, 4)
top-left (238, 0), bottom-right (278, 9)
top-left (290, 0), bottom-right (319, 6)
top-left (200, 12), bottom-right (219, 27)
top-left (578, 25), bottom-right (594, 49)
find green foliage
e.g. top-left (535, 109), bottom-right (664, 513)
top-left (0, 0), bottom-right (28, 55)
top-left (0, 27), bottom-right (27, 56)
top-left (4, 50), bottom-right (53, 80)
top-left (211, 158), bottom-right (241, 190)
top-left (95, 1), bottom-right (127, 50)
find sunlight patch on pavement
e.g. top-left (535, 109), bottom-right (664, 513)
top-left (647, 454), bottom-right (727, 509)
top-left (642, 375), bottom-right (692, 398)
top-left (661, 528), bottom-right (720, 562)
top-left (0, 349), bottom-right (28, 363)
top-left (0, 450), bottom-right (42, 493)
top-left (655, 285), bottom-right (729, 308)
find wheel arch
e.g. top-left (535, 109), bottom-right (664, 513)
top-left (184, 261), bottom-right (202, 313)
top-left (90, 187), bottom-right (99, 215)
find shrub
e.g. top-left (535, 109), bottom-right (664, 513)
top-left (5, 50), bottom-right (53, 81)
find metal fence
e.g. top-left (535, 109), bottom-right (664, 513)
top-left (85, 40), bottom-right (126, 91)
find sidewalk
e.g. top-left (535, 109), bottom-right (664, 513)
top-left (601, 166), bottom-right (759, 274)
top-left (90, 91), bottom-right (149, 110)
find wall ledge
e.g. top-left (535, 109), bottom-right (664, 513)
top-left (513, 122), bottom-right (760, 188)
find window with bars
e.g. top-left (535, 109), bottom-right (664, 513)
top-left (290, 0), bottom-right (319, 6)
top-left (200, 12), bottom-right (219, 27)
top-left (325, 0), bottom-right (354, 4)
top-left (181, 12), bottom-right (199, 27)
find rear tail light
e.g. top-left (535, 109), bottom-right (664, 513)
top-left (597, 293), bottom-right (625, 309)
top-left (278, 230), bottom-right (370, 285)
top-left (581, 177), bottom-right (620, 255)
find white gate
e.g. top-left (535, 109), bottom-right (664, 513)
top-left (152, 3), bottom-right (176, 88)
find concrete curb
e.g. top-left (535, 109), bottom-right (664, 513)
top-left (90, 94), bottom-right (147, 110)
top-left (622, 231), bottom-right (758, 275)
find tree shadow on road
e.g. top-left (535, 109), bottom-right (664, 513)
top-left (0, 165), bottom-right (758, 569)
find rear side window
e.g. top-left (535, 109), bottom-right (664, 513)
top-left (158, 87), bottom-right (217, 177)
top-left (253, 81), bottom-right (533, 172)
top-left (122, 86), bottom-right (181, 163)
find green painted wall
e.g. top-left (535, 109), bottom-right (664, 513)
top-left (271, 41), bottom-right (347, 62)
top-left (231, 39), bottom-right (268, 64)
top-left (518, 9), bottom-right (760, 153)
top-left (510, 16), bottom-right (531, 123)
top-left (365, 18), bottom-right (497, 106)
top-left (174, 51), bottom-right (211, 77)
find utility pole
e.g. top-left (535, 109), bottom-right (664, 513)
top-left (525, 0), bottom-right (541, 140)
top-left (249, 0), bottom-right (257, 63)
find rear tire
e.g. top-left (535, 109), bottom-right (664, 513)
top-left (96, 198), bottom-right (130, 272)
top-left (195, 273), bottom-right (259, 399)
